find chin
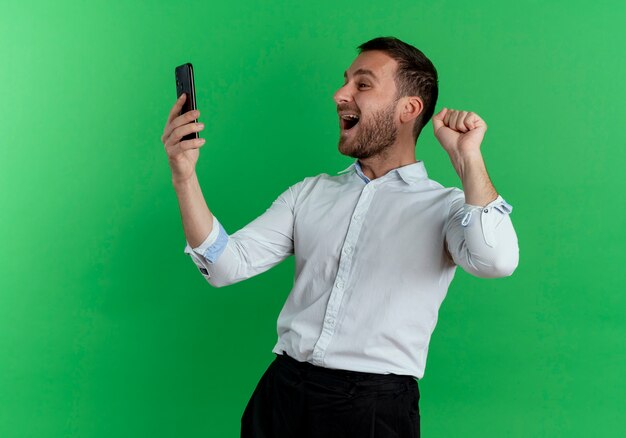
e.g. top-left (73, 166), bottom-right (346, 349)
top-left (338, 142), bottom-right (354, 158)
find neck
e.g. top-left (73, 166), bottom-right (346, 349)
top-left (357, 150), bottom-right (417, 180)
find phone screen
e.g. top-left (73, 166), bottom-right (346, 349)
top-left (175, 63), bottom-right (198, 141)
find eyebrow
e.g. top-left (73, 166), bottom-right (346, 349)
top-left (343, 68), bottom-right (379, 83)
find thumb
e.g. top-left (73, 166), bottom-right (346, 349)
top-left (432, 107), bottom-right (447, 132)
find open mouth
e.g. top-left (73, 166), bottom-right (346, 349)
top-left (340, 114), bottom-right (360, 131)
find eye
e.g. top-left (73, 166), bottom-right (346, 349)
top-left (341, 82), bottom-right (370, 88)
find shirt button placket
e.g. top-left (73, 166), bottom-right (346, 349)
top-left (311, 183), bottom-right (376, 365)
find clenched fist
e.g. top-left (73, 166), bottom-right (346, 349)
top-left (432, 108), bottom-right (487, 158)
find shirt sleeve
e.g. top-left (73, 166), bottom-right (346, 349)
top-left (443, 189), bottom-right (519, 278)
top-left (183, 181), bottom-right (301, 288)
top-left (183, 214), bottom-right (229, 278)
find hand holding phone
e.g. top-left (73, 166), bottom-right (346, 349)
top-left (161, 63), bottom-right (206, 184)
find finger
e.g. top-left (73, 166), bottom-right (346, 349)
top-left (432, 107), bottom-right (447, 121)
top-left (431, 107), bottom-right (447, 131)
top-left (464, 112), bottom-right (477, 130)
top-left (162, 108), bottom-right (201, 143)
top-left (166, 137), bottom-right (206, 157)
top-left (165, 122), bottom-right (205, 146)
top-left (456, 111), bottom-right (469, 132)
top-left (443, 108), bottom-right (453, 126)
top-left (167, 93), bottom-right (187, 125)
top-left (470, 112), bottom-right (487, 130)
top-left (448, 110), bottom-right (460, 130)
top-left (178, 137), bottom-right (206, 153)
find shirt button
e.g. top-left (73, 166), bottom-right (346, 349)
top-left (354, 215), bottom-right (361, 221)
top-left (483, 208), bottom-right (489, 213)
top-left (336, 281), bottom-right (344, 289)
top-left (344, 246), bottom-right (352, 254)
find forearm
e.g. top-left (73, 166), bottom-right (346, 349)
top-left (173, 172), bottom-right (214, 248)
top-left (451, 151), bottom-right (499, 207)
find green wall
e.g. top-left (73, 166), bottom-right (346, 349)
top-left (1, 0), bottom-right (624, 436)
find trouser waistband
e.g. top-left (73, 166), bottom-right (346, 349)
top-left (274, 352), bottom-right (417, 393)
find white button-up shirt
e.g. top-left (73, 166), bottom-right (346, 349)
top-left (183, 160), bottom-right (519, 379)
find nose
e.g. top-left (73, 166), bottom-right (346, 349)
top-left (333, 83), bottom-right (353, 106)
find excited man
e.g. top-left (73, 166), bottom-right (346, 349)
top-left (162, 36), bottom-right (519, 438)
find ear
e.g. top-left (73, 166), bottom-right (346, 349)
top-left (400, 96), bottom-right (424, 124)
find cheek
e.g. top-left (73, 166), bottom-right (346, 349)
top-left (354, 99), bottom-right (368, 117)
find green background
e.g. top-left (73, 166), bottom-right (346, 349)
top-left (1, 0), bottom-right (624, 436)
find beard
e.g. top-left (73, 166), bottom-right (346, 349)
top-left (337, 98), bottom-right (399, 160)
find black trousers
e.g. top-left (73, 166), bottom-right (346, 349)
top-left (241, 352), bottom-right (420, 438)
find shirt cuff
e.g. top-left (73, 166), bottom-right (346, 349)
top-left (460, 195), bottom-right (513, 247)
top-left (183, 215), bottom-right (229, 264)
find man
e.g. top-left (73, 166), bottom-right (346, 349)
top-left (161, 36), bottom-right (519, 437)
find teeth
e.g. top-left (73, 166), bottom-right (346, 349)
top-left (340, 114), bottom-right (359, 120)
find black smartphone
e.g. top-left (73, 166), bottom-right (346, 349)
top-left (175, 62), bottom-right (198, 141)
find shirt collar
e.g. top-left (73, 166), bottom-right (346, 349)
top-left (337, 159), bottom-right (428, 185)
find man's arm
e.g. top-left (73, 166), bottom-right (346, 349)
top-left (444, 189), bottom-right (518, 278)
top-left (433, 108), bottom-right (519, 278)
top-left (173, 172), bottom-right (214, 248)
top-left (432, 107), bottom-right (498, 207)
top-left (161, 94), bottom-right (298, 288)
top-left (189, 181), bottom-right (300, 288)
top-left (178, 180), bottom-right (298, 288)
top-left (451, 150), bottom-right (498, 207)
top-left (161, 93), bottom-right (213, 248)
